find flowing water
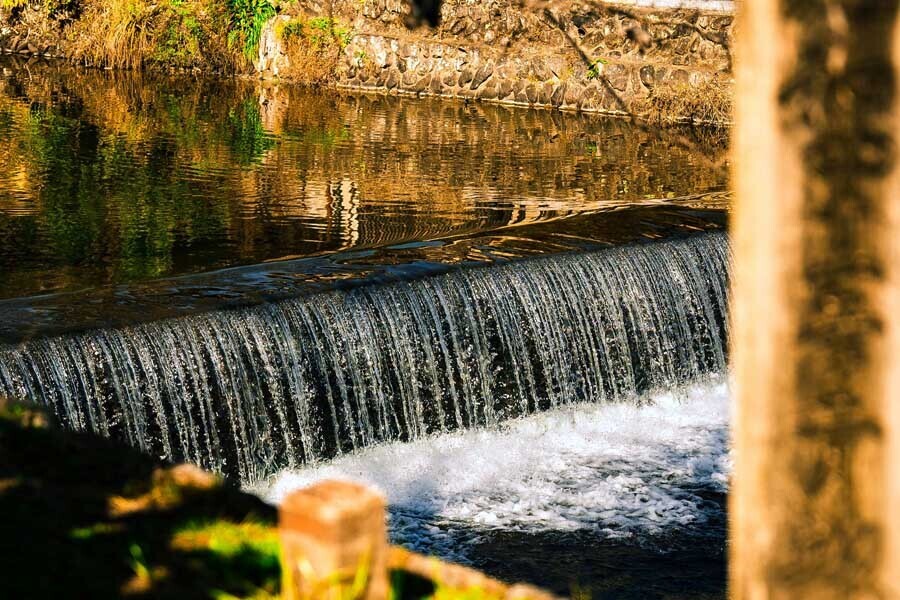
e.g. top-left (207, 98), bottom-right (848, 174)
top-left (0, 231), bottom-right (729, 483)
top-left (0, 56), bottom-right (732, 597)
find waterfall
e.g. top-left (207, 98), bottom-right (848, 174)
top-left (0, 232), bottom-right (730, 483)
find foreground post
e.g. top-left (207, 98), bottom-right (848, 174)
top-left (732, 1), bottom-right (900, 598)
top-left (279, 480), bottom-right (389, 600)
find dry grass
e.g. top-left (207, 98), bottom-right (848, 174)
top-left (66, 0), bottom-right (159, 69)
top-left (64, 0), bottom-right (242, 71)
top-left (276, 15), bottom-right (351, 85)
top-left (645, 76), bottom-right (732, 126)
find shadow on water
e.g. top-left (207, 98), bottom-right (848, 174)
top-left (466, 506), bottom-right (727, 600)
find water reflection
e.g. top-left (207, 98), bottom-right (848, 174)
top-left (0, 57), bottom-right (729, 300)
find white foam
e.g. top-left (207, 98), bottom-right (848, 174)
top-left (257, 378), bottom-right (730, 556)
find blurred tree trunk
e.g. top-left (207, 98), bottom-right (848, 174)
top-left (731, 0), bottom-right (900, 598)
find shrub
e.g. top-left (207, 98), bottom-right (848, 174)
top-left (226, 0), bottom-right (276, 61)
top-left (65, 0), bottom-right (240, 72)
top-left (275, 15), bottom-right (353, 85)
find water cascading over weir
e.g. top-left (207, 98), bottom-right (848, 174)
top-left (0, 232), bottom-right (730, 483)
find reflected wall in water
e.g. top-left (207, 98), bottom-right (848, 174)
top-left (0, 58), bottom-right (729, 299)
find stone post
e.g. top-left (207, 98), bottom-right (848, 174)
top-left (731, 0), bottom-right (900, 598)
top-left (279, 480), bottom-right (390, 600)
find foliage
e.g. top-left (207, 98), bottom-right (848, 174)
top-left (0, 398), bottom-right (282, 599)
top-left (585, 58), bottom-right (607, 80)
top-left (151, 0), bottom-right (207, 68)
top-left (280, 16), bottom-right (352, 49)
top-left (226, 0), bottom-right (276, 60)
top-left (275, 15), bottom-right (353, 85)
top-left (58, 0), bottom-right (241, 71)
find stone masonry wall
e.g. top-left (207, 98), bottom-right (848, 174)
top-left (259, 0), bottom-right (734, 124)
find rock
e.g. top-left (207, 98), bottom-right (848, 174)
top-left (458, 66), bottom-right (474, 86)
top-left (470, 62), bottom-right (492, 89)
top-left (639, 65), bottom-right (655, 88)
top-left (477, 79), bottom-right (499, 100)
top-left (551, 82), bottom-right (566, 105)
top-left (605, 63), bottom-right (629, 91)
top-left (385, 69), bottom-right (400, 89)
top-left (525, 82), bottom-right (539, 103)
top-left (412, 74), bottom-right (431, 93)
top-left (373, 44), bottom-right (389, 68)
top-left (450, 18), bottom-right (467, 35)
top-left (153, 464), bottom-right (220, 491)
top-left (429, 74), bottom-right (442, 93)
top-left (671, 69), bottom-right (690, 84)
top-left (564, 82), bottom-right (584, 107)
top-left (397, 42), bottom-right (412, 59)
top-left (545, 55), bottom-right (567, 79)
top-left (581, 85), bottom-right (602, 111)
top-left (538, 81), bottom-right (554, 105)
top-left (497, 78), bottom-right (514, 99)
top-left (530, 58), bottom-right (552, 81)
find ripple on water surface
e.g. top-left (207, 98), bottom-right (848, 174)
top-left (0, 57), bottom-right (729, 301)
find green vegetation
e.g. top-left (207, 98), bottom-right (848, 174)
top-left (226, 0), bottom-right (276, 60)
top-left (1, 0), bottom-right (285, 70)
top-left (1, 0), bottom-right (358, 77)
top-left (274, 14), bottom-right (353, 85)
top-left (585, 58), bottom-right (607, 81)
top-left (0, 399), bottom-right (552, 599)
top-left (280, 15), bottom-right (352, 49)
top-left (0, 398), bottom-right (282, 599)
top-left (152, 1), bottom-right (207, 68)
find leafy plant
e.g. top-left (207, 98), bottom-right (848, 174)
top-left (279, 16), bottom-right (352, 49)
top-left (586, 58), bottom-right (607, 80)
top-left (226, 0), bottom-right (276, 60)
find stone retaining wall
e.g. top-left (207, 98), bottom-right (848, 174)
top-left (260, 0), bottom-right (734, 123)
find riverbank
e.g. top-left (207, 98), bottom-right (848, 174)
top-left (0, 0), bottom-right (734, 125)
top-left (0, 398), bottom-right (565, 599)
top-left (0, 398), bottom-right (281, 598)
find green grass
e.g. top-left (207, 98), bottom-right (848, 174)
top-left (226, 0), bottom-right (276, 60)
top-left (0, 399), bottom-right (281, 599)
top-left (0, 400), bottom-right (553, 599)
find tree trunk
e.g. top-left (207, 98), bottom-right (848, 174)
top-left (731, 0), bottom-right (900, 598)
